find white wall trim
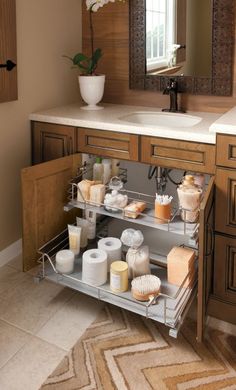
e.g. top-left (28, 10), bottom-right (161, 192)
top-left (0, 239), bottom-right (22, 267)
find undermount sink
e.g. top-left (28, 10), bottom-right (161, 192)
top-left (119, 111), bottom-right (202, 128)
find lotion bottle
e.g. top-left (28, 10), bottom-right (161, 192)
top-left (93, 157), bottom-right (104, 182)
top-left (102, 158), bottom-right (112, 184)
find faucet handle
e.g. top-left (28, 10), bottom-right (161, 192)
top-left (163, 78), bottom-right (178, 95)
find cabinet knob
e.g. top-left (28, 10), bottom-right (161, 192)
top-left (0, 59), bottom-right (16, 71)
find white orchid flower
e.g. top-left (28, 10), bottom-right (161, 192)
top-left (86, 0), bottom-right (120, 12)
top-left (66, 0), bottom-right (125, 75)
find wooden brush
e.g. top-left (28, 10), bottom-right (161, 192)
top-left (131, 275), bottom-right (161, 301)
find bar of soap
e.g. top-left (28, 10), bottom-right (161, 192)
top-left (77, 180), bottom-right (95, 202)
top-left (90, 184), bottom-right (105, 206)
top-left (167, 246), bottom-right (195, 287)
top-left (124, 201), bottom-right (146, 219)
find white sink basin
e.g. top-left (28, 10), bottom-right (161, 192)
top-left (119, 112), bottom-right (202, 128)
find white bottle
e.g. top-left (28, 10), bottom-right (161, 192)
top-left (93, 157), bottom-right (104, 182)
top-left (111, 159), bottom-right (120, 176)
top-left (85, 210), bottom-right (96, 239)
top-left (102, 158), bottom-right (112, 184)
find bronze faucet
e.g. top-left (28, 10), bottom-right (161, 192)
top-left (162, 79), bottom-right (185, 113)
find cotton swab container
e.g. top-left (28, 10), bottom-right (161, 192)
top-left (131, 275), bottom-right (161, 301)
top-left (155, 194), bottom-right (173, 224)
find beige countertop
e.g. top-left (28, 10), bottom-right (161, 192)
top-left (209, 106), bottom-right (236, 135)
top-left (30, 103), bottom-right (223, 144)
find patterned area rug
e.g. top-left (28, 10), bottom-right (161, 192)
top-left (41, 305), bottom-right (236, 390)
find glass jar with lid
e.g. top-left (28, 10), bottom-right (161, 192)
top-left (177, 175), bottom-right (202, 223)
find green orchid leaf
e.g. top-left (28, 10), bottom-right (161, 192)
top-left (92, 48), bottom-right (102, 64)
top-left (72, 53), bottom-right (89, 65)
top-left (89, 48), bottom-right (102, 74)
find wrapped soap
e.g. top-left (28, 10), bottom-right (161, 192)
top-left (90, 184), bottom-right (105, 206)
top-left (77, 180), bottom-right (95, 202)
top-left (124, 201), bottom-right (146, 219)
top-left (167, 246), bottom-right (195, 287)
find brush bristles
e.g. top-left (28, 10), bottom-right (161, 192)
top-left (131, 275), bottom-right (161, 295)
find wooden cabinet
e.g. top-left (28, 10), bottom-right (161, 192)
top-left (32, 122), bottom-right (76, 165)
top-left (208, 133), bottom-right (236, 325)
top-left (213, 235), bottom-right (236, 305)
top-left (215, 168), bottom-right (236, 236)
top-left (141, 136), bottom-right (216, 174)
top-left (21, 152), bottom-right (214, 342)
top-left (77, 128), bottom-right (139, 161)
top-left (21, 154), bottom-right (81, 271)
top-left (216, 134), bottom-right (236, 169)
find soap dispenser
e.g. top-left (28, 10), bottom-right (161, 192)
top-left (177, 175), bottom-right (202, 223)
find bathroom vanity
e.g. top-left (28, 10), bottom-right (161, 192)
top-left (22, 103), bottom-right (236, 342)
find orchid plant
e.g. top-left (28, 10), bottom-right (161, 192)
top-left (65, 0), bottom-right (125, 75)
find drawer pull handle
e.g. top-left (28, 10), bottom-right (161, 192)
top-left (205, 223), bottom-right (214, 257)
top-left (0, 59), bottom-right (16, 71)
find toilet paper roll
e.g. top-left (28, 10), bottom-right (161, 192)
top-left (82, 249), bottom-right (107, 286)
top-left (55, 250), bottom-right (75, 274)
top-left (98, 237), bottom-right (122, 270)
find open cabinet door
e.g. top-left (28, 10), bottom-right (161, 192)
top-left (21, 154), bottom-right (82, 271)
top-left (197, 176), bottom-right (215, 342)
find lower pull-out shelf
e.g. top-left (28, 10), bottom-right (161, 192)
top-left (37, 229), bottom-right (197, 339)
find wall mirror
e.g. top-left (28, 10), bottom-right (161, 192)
top-left (130, 0), bottom-right (235, 95)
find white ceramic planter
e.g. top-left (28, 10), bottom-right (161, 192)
top-left (78, 74), bottom-right (105, 110)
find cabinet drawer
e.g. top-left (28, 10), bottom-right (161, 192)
top-left (215, 168), bottom-right (236, 235)
top-left (141, 136), bottom-right (215, 174)
top-left (216, 134), bottom-right (236, 168)
top-left (32, 122), bottom-right (76, 165)
top-left (77, 128), bottom-right (139, 161)
top-left (213, 234), bottom-right (236, 305)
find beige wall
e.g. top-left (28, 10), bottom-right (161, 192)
top-left (0, 0), bottom-right (82, 251)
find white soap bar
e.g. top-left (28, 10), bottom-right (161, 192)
top-left (55, 250), bottom-right (75, 274)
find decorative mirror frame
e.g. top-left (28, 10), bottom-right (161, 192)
top-left (129, 0), bottom-right (235, 96)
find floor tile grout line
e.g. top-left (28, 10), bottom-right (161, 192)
top-left (31, 287), bottom-right (78, 335)
top-left (0, 285), bottom-right (76, 338)
top-left (0, 337), bottom-right (67, 375)
top-left (0, 317), bottom-right (37, 337)
top-left (1, 315), bottom-right (69, 352)
top-left (0, 338), bottom-right (30, 371)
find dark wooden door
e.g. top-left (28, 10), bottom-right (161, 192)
top-left (0, 0), bottom-right (17, 102)
top-left (32, 122), bottom-right (76, 165)
top-left (215, 168), bottom-right (236, 236)
top-left (197, 176), bottom-right (215, 342)
top-left (21, 154), bottom-right (82, 271)
top-left (214, 234), bottom-right (236, 305)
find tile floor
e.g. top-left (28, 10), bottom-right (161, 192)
top-left (0, 255), bottom-right (236, 390)
top-left (0, 255), bottom-right (104, 390)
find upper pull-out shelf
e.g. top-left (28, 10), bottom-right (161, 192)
top-left (64, 167), bottom-right (200, 244)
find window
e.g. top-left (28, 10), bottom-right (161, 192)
top-left (146, 0), bottom-right (176, 72)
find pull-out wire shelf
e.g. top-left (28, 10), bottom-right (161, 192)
top-left (37, 227), bottom-right (197, 339)
top-left (64, 164), bottom-right (200, 243)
